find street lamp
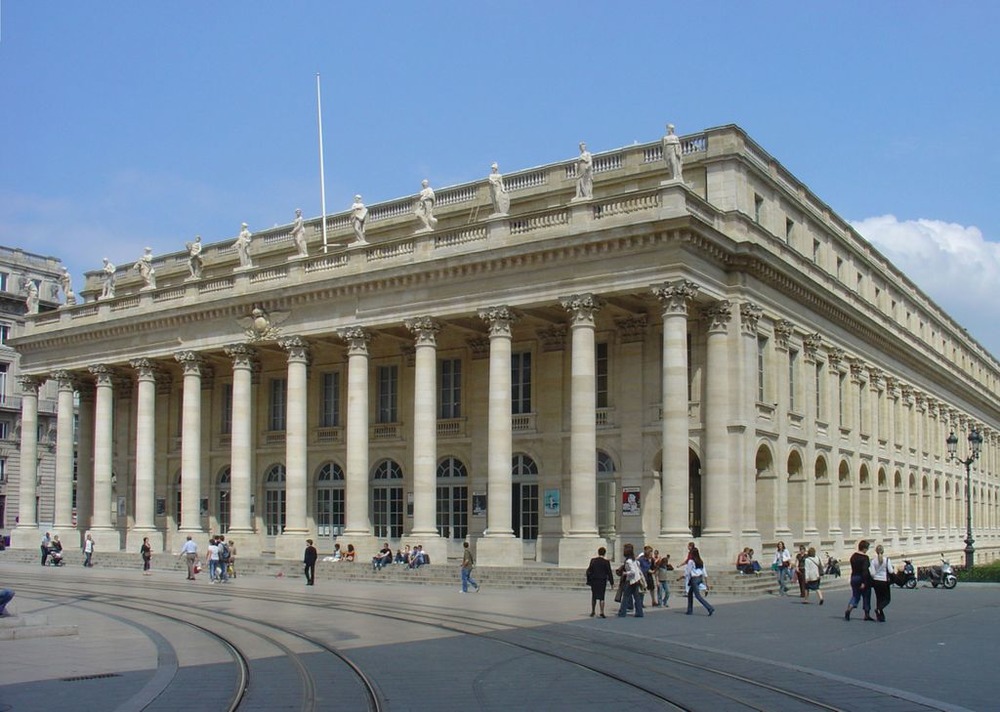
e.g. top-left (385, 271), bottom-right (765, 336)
top-left (946, 428), bottom-right (983, 570)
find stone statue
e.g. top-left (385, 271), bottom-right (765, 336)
top-left (415, 179), bottom-right (438, 231)
top-left (662, 123), bottom-right (683, 181)
top-left (290, 209), bottom-right (308, 257)
top-left (234, 222), bottom-right (253, 268)
top-left (24, 280), bottom-right (39, 314)
top-left (488, 162), bottom-right (510, 216)
top-left (133, 247), bottom-right (156, 289)
top-left (351, 195), bottom-right (368, 245)
top-left (186, 235), bottom-right (204, 279)
top-left (58, 267), bottom-right (76, 305)
top-left (100, 258), bottom-right (116, 300)
top-left (574, 141), bottom-right (593, 200)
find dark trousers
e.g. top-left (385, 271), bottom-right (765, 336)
top-left (304, 563), bottom-right (315, 585)
top-left (872, 580), bottom-right (891, 615)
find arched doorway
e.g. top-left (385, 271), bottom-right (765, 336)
top-left (689, 449), bottom-right (702, 538)
top-left (511, 453), bottom-right (539, 541)
top-left (218, 467), bottom-right (231, 535)
top-left (436, 456), bottom-right (469, 540)
top-left (316, 462), bottom-right (344, 540)
top-left (755, 444), bottom-right (777, 541)
top-left (597, 450), bottom-right (617, 539)
top-left (371, 459), bottom-right (403, 539)
top-left (787, 449), bottom-right (804, 537)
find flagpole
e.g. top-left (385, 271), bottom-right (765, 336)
top-left (316, 72), bottom-right (329, 254)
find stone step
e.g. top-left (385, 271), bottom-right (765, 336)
top-left (0, 613), bottom-right (79, 641)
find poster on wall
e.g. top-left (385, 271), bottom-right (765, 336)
top-left (472, 493), bottom-right (487, 516)
top-left (621, 487), bottom-right (641, 516)
top-left (407, 492), bottom-right (414, 518)
top-left (543, 489), bottom-right (560, 517)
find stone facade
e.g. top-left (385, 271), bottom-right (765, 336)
top-left (7, 125), bottom-right (1000, 567)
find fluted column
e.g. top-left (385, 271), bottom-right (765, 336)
top-left (52, 371), bottom-right (76, 531)
top-left (406, 317), bottom-right (441, 538)
top-left (225, 344), bottom-right (256, 536)
top-left (16, 376), bottom-right (41, 530)
top-left (282, 337), bottom-right (310, 535)
top-left (89, 365), bottom-right (114, 530)
top-left (339, 328), bottom-right (373, 537)
top-left (703, 301), bottom-right (733, 538)
top-left (652, 280), bottom-right (697, 538)
top-left (737, 303), bottom-right (762, 545)
top-left (174, 352), bottom-right (204, 533)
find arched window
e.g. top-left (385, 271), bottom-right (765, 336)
top-left (264, 464), bottom-right (286, 536)
top-left (436, 456), bottom-right (469, 540)
top-left (512, 453), bottom-right (539, 540)
top-left (218, 467), bottom-right (231, 534)
top-left (316, 462), bottom-right (345, 539)
top-left (596, 450), bottom-right (617, 537)
top-left (372, 459), bottom-right (403, 538)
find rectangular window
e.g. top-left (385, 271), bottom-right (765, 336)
top-left (754, 193), bottom-right (764, 223)
top-left (0, 273), bottom-right (7, 292)
top-left (788, 348), bottom-right (798, 412)
top-left (511, 351), bottom-right (532, 415)
top-left (812, 239), bottom-right (821, 264)
top-left (0, 324), bottom-right (9, 345)
top-left (785, 218), bottom-right (794, 243)
top-left (756, 336), bottom-right (768, 403)
top-left (0, 458), bottom-right (6, 484)
top-left (815, 362), bottom-right (823, 420)
top-left (836, 257), bottom-right (845, 282)
top-left (320, 371), bottom-right (341, 428)
top-left (596, 342), bottom-right (609, 409)
top-left (377, 365), bottom-right (398, 424)
top-left (439, 359), bottom-right (461, 419)
top-left (269, 378), bottom-right (287, 431)
top-left (0, 421), bottom-right (8, 440)
top-left (220, 383), bottom-right (233, 435)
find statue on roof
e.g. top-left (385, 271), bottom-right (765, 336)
top-left (100, 258), bottom-right (116, 300)
top-left (662, 123), bottom-right (683, 182)
top-left (574, 142), bottom-right (593, 200)
top-left (234, 222), bottom-right (254, 268)
top-left (351, 195), bottom-right (368, 245)
top-left (290, 209), bottom-right (308, 258)
top-left (415, 179), bottom-right (438, 232)
top-left (488, 163), bottom-right (510, 216)
top-left (133, 247), bottom-right (156, 290)
top-left (186, 235), bottom-right (204, 279)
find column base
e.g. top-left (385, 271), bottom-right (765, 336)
top-left (402, 535), bottom-right (447, 568)
top-left (274, 530), bottom-right (311, 560)
top-left (476, 536), bottom-right (522, 567)
top-left (87, 529), bottom-right (124, 554)
top-left (126, 529), bottom-right (164, 554)
top-left (690, 532), bottom-right (735, 569)
top-left (557, 536), bottom-right (608, 568)
top-left (9, 525), bottom-right (41, 551)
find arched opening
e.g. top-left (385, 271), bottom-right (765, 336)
top-left (838, 460), bottom-right (852, 536)
top-left (754, 444), bottom-right (777, 541)
top-left (877, 468), bottom-right (889, 534)
top-left (511, 453), bottom-right (539, 540)
top-left (371, 459), bottom-right (403, 539)
top-left (859, 463), bottom-right (871, 533)
top-left (218, 467), bottom-right (231, 534)
top-left (814, 456), bottom-right (830, 535)
top-left (315, 461), bottom-right (344, 540)
top-left (689, 449), bottom-right (702, 537)
top-left (436, 456), bottom-right (469, 540)
top-left (787, 449), bottom-right (805, 537)
top-left (596, 450), bottom-right (617, 538)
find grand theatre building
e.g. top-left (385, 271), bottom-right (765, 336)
top-left (9, 124), bottom-right (1000, 567)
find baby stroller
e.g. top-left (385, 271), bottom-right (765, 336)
top-left (48, 549), bottom-right (65, 566)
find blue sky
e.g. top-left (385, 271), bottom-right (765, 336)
top-left (2, 2), bottom-right (999, 355)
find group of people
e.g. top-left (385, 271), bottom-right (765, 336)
top-left (845, 539), bottom-right (894, 622)
top-left (175, 534), bottom-right (236, 581)
top-left (40, 532), bottom-right (94, 567)
top-left (770, 541), bottom-right (825, 603)
top-left (586, 542), bottom-right (714, 619)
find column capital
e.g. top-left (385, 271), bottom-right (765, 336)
top-left (884, 376), bottom-right (900, 399)
top-left (651, 279), bottom-right (698, 316)
top-left (404, 317), bottom-right (441, 346)
top-left (174, 350), bottom-right (205, 375)
top-left (774, 319), bottom-right (794, 349)
top-left (224, 342), bottom-right (259, 368)
top-left (867, 366), bottom-right (884, 391)
top-left (803, 333), bottom-right (823, 361)
top-left (50, 370), bottom-right (77, 389)
top-left (705, 300), bottom-right (733, 333)
top-left (17, 375), bottom-right (43, 394)
top-left (848, 357), bottom-right (866, 383)
top-left (827, 347), bottom-right (845, 369)
top-left (279, 335), bottom-right (311, 362)
top-left (88, 364), bottom-right (115, 386)
top-left (559, 293), bottom-right (604, 326)
top-left (478, 305), bottom-right (517, 337)
top-left (129, 358), bottom-right (165, 381)
top-left (739, 302), bottom-right (763, 336)
top-left (337, 327), bottom-right (373, 355)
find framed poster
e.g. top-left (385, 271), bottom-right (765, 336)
top-left (543, 489), bottom-right (560, 517)
top-left (407, 491), bottom-right (414, 518)
top-left (472, 492), bottom-right (487, 516)
top-left (621, 487), bottom-right (641, 516)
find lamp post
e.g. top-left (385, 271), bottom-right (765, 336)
top-left (946, 428), bottom-right (982, 570)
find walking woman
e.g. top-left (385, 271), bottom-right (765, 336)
top-left (140, 537), bottom-right (152, 575)
top-left (772, 541), bottom-right (791, 595)
top-left (616, 543), bottom-right (644, 618)
top-left (869, 544), bottom-right (892, 622)
top-left (585, 546), bottom-right (614, 617)
top-left (845, 539), bottom-right (874, 621)
top-left (683, 547), bottom-right (715, 616)
top-left (802, 546), bottom-right (824, 605)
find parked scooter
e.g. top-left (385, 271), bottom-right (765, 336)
top-left (824, 552), bottom-right (841, 578)
top-left (895, 559), bottom-right (917, 589)
top-left (919, 557), bottom-right (958, 589)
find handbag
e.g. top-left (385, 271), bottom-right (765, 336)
top-left (614, 581), bottom-right (624, 603)
top-left (637, 576), bottom-right (648, 592)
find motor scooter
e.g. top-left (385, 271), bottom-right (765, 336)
top-left (895, 559), bottom-right (916, 589)
top-left (921, 557), bottom-right (957, 589)
top-left (824, 552), bottom-right (841, 577)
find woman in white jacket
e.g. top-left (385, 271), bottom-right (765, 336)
top-left (684, 547), bottom-right (715, 616)
top-left (869, 544), bottom-right (892, 622)
top-left (616, 543), bottom-right (645, 618)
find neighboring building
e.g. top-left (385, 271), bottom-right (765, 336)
top-left (0, 247), bottom-right (66, 544)
top-left (8, 125), bottom-right (1000, 567)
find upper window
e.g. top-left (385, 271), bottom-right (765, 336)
top-left (439, 359), bottom-right (461, 419)
top-left (320, 371), bottom-right (341, 428)
top-left (511, 352), bottom-right (532, 415)
top-left (269, 378), bottom-right (287, 431)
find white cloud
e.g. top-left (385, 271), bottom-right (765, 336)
top-left (852, 215), bottom-right (1000, 357)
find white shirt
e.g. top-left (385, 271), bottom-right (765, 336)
top-left (207, 543), bottom-right (220, 562)
top-left (870, 556), bottom-right (893, 582)
top-left (180, 540), bottom-right (198, 555)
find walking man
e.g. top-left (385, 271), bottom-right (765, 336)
top-left (460, 541), bottom-right (480, 593)
top-left (179, 535), bottom-right (198, 580)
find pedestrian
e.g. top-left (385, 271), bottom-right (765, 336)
top-left (178, 535), bottom-right (198, 580)
top-left (40, 532), bottom-right (51, 566)
top-left (772, 541), bottom-right (791, 595)
top-left (0, 587), bottom-right (14, 616)
top-left (460, 541), bottom-right (480, 593)
top-left (585, 546), bottom-right (614, 617)
top-left (845, 539), bottom-right (874, 622)
top-left (141, 537), bottom-right (152, 575)
top-left (795, 544), bottom-right (808, 598)
top-left (205, 537), bottom-right (221, 583)
top-left (869, 544), bottom-right (892, 622)
top-left (616, 543), bottom-right (644, 618)
top-left (217, 539), bottom-right (230, 582)
top-left (655, 552), bottom-right (674, 607)
top-left (304, 539), bottom-right (317, 586)
top-left (802, 546), bottom-right (824, 605)
top-left (227, 540), bottom-right (237, 579)
top-left (682, 546), bottom-right (715, 616)
top-left (638, 546), bottom-right (656, 606)
top-left (83, 534), bottom-right (95, 567)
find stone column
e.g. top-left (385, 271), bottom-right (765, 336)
top-left (52, 371), bottom-right (76, 533)
top-left (225, 344), bottom-right (256, 547)
top-left (76, 386), bottom-right (96, 533)
top-left (558, 294), bottom-right (607, 565)
top-left (339, 328), bottom-right (374, 545)
top-left (174, 351), bottom-right (204, 534)
top-left (652, 280), bottom-right (697, 543)
top-left (127, 359), bottom-right (162, 552)
top-left (702, 301), bottom-right (733, 543)
top-left (736, 303), bottom-right (763, 549)
top-left (826, 350), bottom-right (845, 542)
top-left (405, 317), bottom-right (447, 564)
top-left (884, 378), bottom-right (899, 539)
top-left (802, 334), bottom-right (823, 540)
top-left (276, 337), bottom-right (310, 559)
top-left (772, 321), bottom-right (793, 538)
top-left (476, 306), bottom-right (521, 566)
top-left (868, 367), bottom-right (883, 538)
top-left (11, 376), bottom-right (41, 548)
top-left (86, 365), bottom-right (122, 550)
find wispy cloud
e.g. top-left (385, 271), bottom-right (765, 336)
top-left (852, 215), bottom-right (1000, 357)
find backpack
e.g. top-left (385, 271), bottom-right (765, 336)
top-left (218, 543), bottom-right (230, 562)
